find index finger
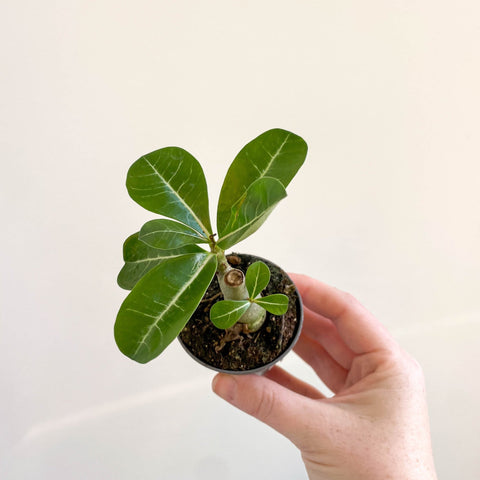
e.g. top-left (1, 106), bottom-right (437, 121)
top-left (290, 273), bottom-right (396, 354)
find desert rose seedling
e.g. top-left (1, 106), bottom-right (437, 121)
top-left (115, 128), bottom-right (307, 364)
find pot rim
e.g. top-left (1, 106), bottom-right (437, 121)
top-left (177, 253), bottom-right (304, 375)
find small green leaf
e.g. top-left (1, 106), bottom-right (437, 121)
top-left (139, 219), bottom-right (208, 250)
top-left (210, 300), bottom-right (251, 329)
top-left (254, 294), bottom-right (289, 315)
top-left (127, 147), bottom-right (213, 236)
top-left (245, 261), bottom-right (270, 299)
top-left (217, 177), bottom-right (287, 250)
top-left (115, 253), bottom-right (217, 363)
top-left (117, 233), bottom-right (205, 290)
top-left (217, 129), bottom-right (307, 232)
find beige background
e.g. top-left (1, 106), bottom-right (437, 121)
top-left (1, 1), bottom-right (479, 478)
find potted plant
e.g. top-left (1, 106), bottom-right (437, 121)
top-left (115, 128), bottom-right (308, 374)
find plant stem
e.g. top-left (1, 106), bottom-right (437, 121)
top-left (214, 248), bottom-right (266, 332)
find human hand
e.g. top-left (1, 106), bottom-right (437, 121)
top-left (212, 274), bottom-right (438, 480)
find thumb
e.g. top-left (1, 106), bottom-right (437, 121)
top-left (212, 373), bottom-right (319, 448)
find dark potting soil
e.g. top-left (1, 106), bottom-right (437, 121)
top-left (178, 253), bottom-right (301, 372)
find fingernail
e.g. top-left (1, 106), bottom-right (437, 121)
top-left (212, 374), bottom-right (237, 403)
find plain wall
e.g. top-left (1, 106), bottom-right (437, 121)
top-left (1, 1), bottom-right (479, 478)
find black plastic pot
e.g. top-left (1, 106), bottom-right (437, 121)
top-left (178, 253), bottom-right (303, 375)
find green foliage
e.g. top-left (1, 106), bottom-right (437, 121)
top-left (216, 177), bottom-right (287, 250)
top-left (217, 128), bottom-right (307, 233)
top-left (115, 253), bottom-right (217, 363)
top-left (209, 261), bottom-right (289, 329)
top-left (210, 300), bottom-right (250, 329)
top-left (127, 147), bottom-right (213, 236)
top-left (116, 129), bottom-right (307, 363)
top-left (254, 294), bottom-right (289, 315)
top-left (245, 261), bottom-right (271, 299)
top-left (117, 233), bottom-right (205, 290)
top-left (139, 219), bottom-right (209, 250)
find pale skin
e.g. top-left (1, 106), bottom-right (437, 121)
top-left (212, 274), bottom-right (438, 480)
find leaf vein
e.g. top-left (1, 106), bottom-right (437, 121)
top-left (132, 254), bottom-right (212, 357)
top-left (142, 156), bottom-right (210, 235)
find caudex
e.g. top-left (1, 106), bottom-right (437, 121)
top-left (114, 128), bottom-right (308, 364)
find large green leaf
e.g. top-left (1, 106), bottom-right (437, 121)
top-left (127, 147), bottom-right (213, 236)
top-left (245, 261), bottom-right (271, 299)
top-left (254, 294), bottom-right (289, 315)
top-left (216, 177), bottom-right (287, 250)
top-left (115, 253), bottom-right (217, 363)
top-left (117, 233), bottom-right (205, 290)
top-left (210, 300), bottom-right (250, 330)
top-left (139, 219), bottom-right (208, 250)
top-left (217, 129), bottom-right (307, 232)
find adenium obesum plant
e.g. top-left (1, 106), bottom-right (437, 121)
top-left (115, 128), bottom-right (308, 364)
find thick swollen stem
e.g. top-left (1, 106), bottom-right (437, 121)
top-left (215, 250), bottom-right (267, 332)
top-left (220, 269), bottom-right (249, 300)
top-left (237, 302), bottom-right (267, 332)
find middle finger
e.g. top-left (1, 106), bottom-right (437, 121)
top-left (294, 333), bottom-right (348, 394)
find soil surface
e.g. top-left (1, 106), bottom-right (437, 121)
top-left (178, 253), bottom-right (301, 372)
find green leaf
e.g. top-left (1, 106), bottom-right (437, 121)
top-left (127, 147), bottom-right (213, 236)
top-left (217, 129), bottom-right (307, 232)
top-left (254, 294), bottom-right (289, 315)
top-left (117, 233), bottom-right (205, 290)
top-left (210, 300), bottom-right (251, 330)
top-left (115, 253), bottom-right (217, 363)
top-left (245, 261), bottom-right (270, 299)
top-left (139, 219), bottom-right (208, 250)
top-left (216, 177), bottom-right (287, 250)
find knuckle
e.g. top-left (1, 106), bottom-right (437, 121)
top-left (336, 288), bottom-right (356, 305)
top-left (387, 349), bottom-right (426, 383)
top-left (339, 290), bottom-right (367, 315)
top-left (405, 353), bottom-right (425, 379)
top-left (373, 348), bottom-right (408, 375)
top-left (342, 291), bottom-right (356, 302)
top-left (250, 385), bottom-right (276, 422)
top-left (374, 347), bottom-right (400, 365)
